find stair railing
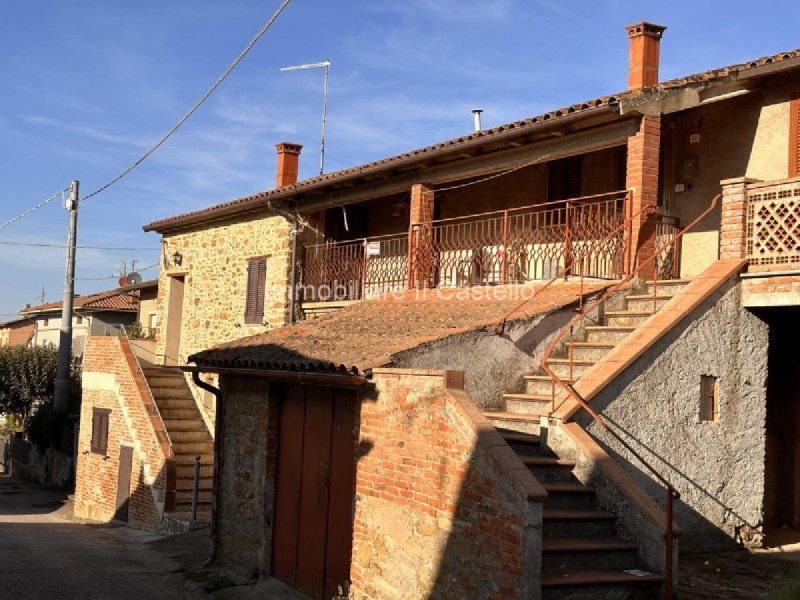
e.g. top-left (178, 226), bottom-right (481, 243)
top-left (540, 193), bottom-right (721, 600)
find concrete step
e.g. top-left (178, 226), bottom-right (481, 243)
top-left (502, 393), bottom-right (551, 416)
top-left (564, 342), bottom-right (615, 362)
top-left (498, 429), bottom-right (540, 447)
top-left (540, 570), bottom-right (663, 599)
top-left (145, 375), bottom-right (186, 388)
top-left (156, 398), bottom-right (197, 411)
top-left (642, 278), bottom-right (691, 296)
top-left (604, 311), bottom-right (652, 327)
top-left (524, 375), bottom-right (561, 397)
top-left (169, 430), bottom-right (212, 443)
top-left (585, 325), bottom-right (636, 344)
top-left (543, 482), bottom-right (595, 511)
top-left (175, 480), bottom-right (213, 493)
top-left (542, 538), bottom-right (640, 573)
top-left (176, 464), bottom-right (214, 479)
top-left (544, 359), bottom-right (594, 380)
top-left (542, 509), bottom-right (617, 539)
top-left (625, 294), bottom-right (673, 313)
top-left (485, 412), bottom-right (541, 436)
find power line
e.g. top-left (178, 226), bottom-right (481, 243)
top-left (72, 262), bottom-right (159, 281)
top-left (0, 240), bottom-right (160, 251)
top-left (80, 0), bottom-right (294, 204)
top-left (0, 187), bottom-right (70, 231)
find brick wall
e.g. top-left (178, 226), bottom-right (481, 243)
top-left (350, 369), bottom-right (544, 600)
top-left (74, 336), bottom-right (171, 529)
top-left (742, 273), bottom-right (800, 307)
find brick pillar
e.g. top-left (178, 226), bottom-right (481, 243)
top-left (719, 177), bottom-right (758, 260)
top-left (408, 183), bottom-right (435, 288)
top-left (625, 114), bottom-right (661, 279)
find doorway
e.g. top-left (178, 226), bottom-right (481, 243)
top-left (272, 384), bottom-right (358, 600)
top-left (164, 275), bottom-right (185, 366)
top-left (114, 445), bottom-right (133, 522)
top-left (763, 307), bottom-right (800, 544)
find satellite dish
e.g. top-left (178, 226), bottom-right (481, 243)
top-left (126, 272), bottom-right (143, 286)
top-left (118, 276), bottom-right (128, 288)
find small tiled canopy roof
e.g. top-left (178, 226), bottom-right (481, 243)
top-left (144, 47), bottom-right (800, 234)
top-left (21, 289), bottom-right (139, 315)
top-left (189, 281), bottom-right (611, 375)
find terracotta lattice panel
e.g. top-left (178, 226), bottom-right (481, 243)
top-left (746, 182), bottom-right (800, 266)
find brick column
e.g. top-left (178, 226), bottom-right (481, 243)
top-left (625, 115), bottom-right (661, 279)
top-left (408, 183), bottom-right (435, 288)
top-left (719, 177), bottom-right (758, 260)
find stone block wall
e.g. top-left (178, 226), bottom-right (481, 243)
top-left (74, 336), bottom-right (169, 530)
top-left (156, 212), bottom-right (293, 366)
top-left (350, 369), bottom-right (543, 600)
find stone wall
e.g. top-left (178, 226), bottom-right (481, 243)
top-left (215, 374), bottom-right (278, 578)
top-left (156, 212), bottom-right (293, 365)
top-left (74, 336), bottom-right (169, 530)
top-left (350, 369), bottom-right (543, 600)
top-left (576, 279), bottom-right (769, 551)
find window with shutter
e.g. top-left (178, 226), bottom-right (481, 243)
top-left (790, 95), bottom-right (800, 178)
top-left (91, 408), bottom-right (111, 455)
top-left (245, 258), bottom-right (268, 325)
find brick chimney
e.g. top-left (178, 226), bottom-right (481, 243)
top-left (275, 142), bottom-right (302, 188)
top-left (625, 22), bottom-right (667, 90)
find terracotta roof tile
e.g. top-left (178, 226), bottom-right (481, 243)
top-left (21, 289), bottom-right (139, 315)
top-left (189, 281), bottom-right (611, 375)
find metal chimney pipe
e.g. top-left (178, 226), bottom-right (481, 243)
top-left (472, 109), bottom-right (483, 132)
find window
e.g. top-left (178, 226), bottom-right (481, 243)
top-left (76, 316), bottom-right (83, 325)
top-left (42, 318), bottom-right (49, 327)
top-left (91, 408), bottom-right (111, 455)
top-left (699, 375), bottom-right (719, 422)
top-left (244, 258), bottom-right (268, 325)
top-left (790, 94), bottom-right (800, 178)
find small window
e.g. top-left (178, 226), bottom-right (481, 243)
top-left (43, 318), bottom-right (49, 327)
top-left (91, 408), bottom-right (111, 455)
top-left (699, 375), bottom-right (719, 422)
top-left (76, 316), bottom-right (83, 325)
top-left (244, 258), bottom-right (268, 325)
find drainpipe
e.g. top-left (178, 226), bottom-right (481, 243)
top-left (191, 371), bottom-right (222, 568)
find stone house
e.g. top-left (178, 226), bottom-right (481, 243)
top-left (75, 21), bottom-right (800, 600)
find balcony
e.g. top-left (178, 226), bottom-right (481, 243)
top-left (300, 190), bottom-right (680, 304)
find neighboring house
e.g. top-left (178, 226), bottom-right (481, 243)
top-left (76, 22), bottom-right (800, 600)
top-left (0, 316), bottom-right (36, 347)
top-left (123, 279), bottom-right (159, 338)
top-left (21, 289), bottom-right (139, 356)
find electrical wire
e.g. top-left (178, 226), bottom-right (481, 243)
top-left (0, 241), bottom-right (160, 251)
top-left (72, 262), bottom-right (159, 282)
top-left (80, 0), bottom-right (294, 204)
top-left (0, 187), bottom-right (69, 232)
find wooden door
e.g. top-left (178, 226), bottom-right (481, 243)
top-left (164, 275), bottom-right (185, 366)
top-left (115, 445), bottom-right (133, 522)
top-left (272, 385), bottom-right (357, 600)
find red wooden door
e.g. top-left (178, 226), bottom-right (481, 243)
top-left (272, 385), bottom-right (357, 600)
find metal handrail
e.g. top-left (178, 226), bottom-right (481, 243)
top-left (539, 193), bottom-right (721, 600)
top-left (304, 230), bottom-right (408, 250)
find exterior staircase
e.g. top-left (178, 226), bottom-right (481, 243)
top-left (486, 279), bottom-right (690, 598)
top-left (142, 366), bottom-right (214, 524)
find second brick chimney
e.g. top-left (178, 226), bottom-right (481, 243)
top-left (626, 22), bottom-right (667, 90)
top-left (275, 142), bottom-right (303, 188)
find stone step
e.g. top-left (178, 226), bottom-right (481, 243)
top-left (162, 418), bottom-right (206, 431)
top-left (543, 482), bottom-right (595, 511)
top-left (642, 278), bottom-right (691, 296)
top-left (172, 441), bottom-right (215, 454)
top-left (604, 311), bottom-right (653, 327)
top-left (625, 294), bottom-right (673, 313)
top-left (145, 375), bottom-right (186, 388)
top-left (585, 325), bottom-right (636, 344)
top-left (176, 464), bottom-right (214, 479)
top-left (544, 359), bottom-right (594, 380)
top-left (169, 430), bottom-right (212, 443)
top-left (160, 408), bottom-right (201, 420)
top-left (175, 479), bottom-right (213, 493)
top-left (498, 429), bottom-right (540, 447)
top-left (485, 412), bottom-right (541, 436)
top-left (543, 509), bottom-right (617, 539)
top-left (540, 570), bottom-right (663, 599)
top-left (502, 393), bottom-right (551, 416)
top-left (522, 457), bottom-right (578, 483)
top-left (156, 398), bottom-right (197, 411)
top-left (524, 375), bottom-right (559, 397)
top-left (542, 538), bottom-right (640, 573)
top-left (150, 386), bottom-right (194, 400)
top-left (564, 342), bottom-right (615, 362)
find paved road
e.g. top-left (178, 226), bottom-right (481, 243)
top-left (0, 471), bottom-right (206, 599)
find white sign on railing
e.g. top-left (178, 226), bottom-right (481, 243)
top-left (366, 241), bottom-right (381, 257)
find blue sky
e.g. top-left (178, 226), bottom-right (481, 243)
top-left (1, 1), bottom-right (798, 319)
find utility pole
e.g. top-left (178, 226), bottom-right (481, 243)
top-left (54, 180), bottom-right (79, 413)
